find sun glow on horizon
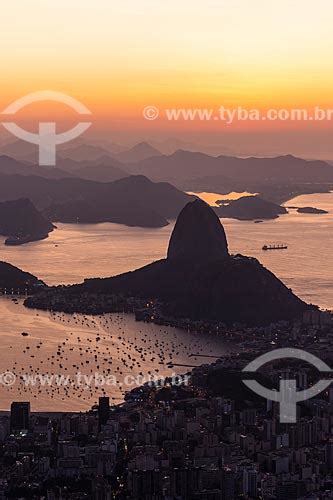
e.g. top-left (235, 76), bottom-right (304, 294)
top-left (2, 0), bottom-right (333, 148)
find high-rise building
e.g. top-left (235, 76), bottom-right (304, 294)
top-left (276, 481), bottom-right (304, 499)
top-left (10, 402), bottom-right (30, 432)
top-left (329, 386), bottom-right (333, 404)
top-left (245, 468), bottom-right (258, 498)
top-left (98, 397), bottom-right (110, 429)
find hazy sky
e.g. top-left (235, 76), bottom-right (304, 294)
top-left (2, 0), bottom-right (333, 156)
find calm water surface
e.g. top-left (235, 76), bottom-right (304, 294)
top-left (0, 192), bottom-right (331, 411)
top-left (0, 298), bottom-right (232, 411)
top-left (0, 192), bottom-right (331, 309)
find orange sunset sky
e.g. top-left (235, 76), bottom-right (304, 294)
top-left (2, 0), bottom-right (333, 157)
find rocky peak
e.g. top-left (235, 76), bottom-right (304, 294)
top-left (167, 199), bottom-right (229, 263)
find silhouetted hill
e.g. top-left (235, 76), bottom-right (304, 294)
top-left (0, 173), bottom-right (194, 228)
top-left (59, 143), bottom-right (112, 162)
top-left (56, 155), bottom-right (129, 182)
top-left (0, 261), bottom-right (43, 291)
top-left (0, 155), bottom-right (73, 179)
top-left (216, 196), bottom-right (287, 220)
top-left (78, 253), bottom-right (307, 325)
top-left (0, 151), bottom-right (128, 183)
top-left (0, 139), bottom-right (123, 163)
top-left (109, 176), bottom-right (195, 219)
top-left (26, 201), bottom-right (309, 325)
top-left (44, 175), bottom-right (194, 226)
top-left (126, 150), bottom-right (231, 184)
top-left (58, 138), bottom-right (125, 158)
top-left (45, 198), bottom-right (168, 228)
top-left (2, 149), bottom-right (331, 203)
top-left (0, 173), bottom-right (99, 207)
top-left (72, 161), bottom-right (128, 183)
top-left (0, 141), bottom-right (39, 161)
top-left (0, 198), bottom-right (54, 245)
top-left (168, 199), bottom-right (229, 262)
top-left (116, 142), bottom-right (161, 163)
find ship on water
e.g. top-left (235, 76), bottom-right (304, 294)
top-left (262, 244), bottom-right (288, 251)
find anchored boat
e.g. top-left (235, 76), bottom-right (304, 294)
top-left (262, 244), bottom-right (288, 251)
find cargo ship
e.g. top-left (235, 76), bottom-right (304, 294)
top-left (262, 244), bottom-right (288, 251)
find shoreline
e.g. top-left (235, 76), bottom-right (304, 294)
top-left (4, 230), bottom-right (52, 246)
top-left (265, 185), bottom-right (333, 205)
top-left (0, 296), bottom-right (236, 412)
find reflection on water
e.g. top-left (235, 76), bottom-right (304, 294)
top-left (0, 191), bottom-right (331, 411)
top-left (0, 193), bottom-right (331, 309)
top-left (0, 298), bottom-right (233, 411)
top-left (187, 191), bottom-right (255, 206)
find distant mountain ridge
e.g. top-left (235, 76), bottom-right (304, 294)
top-left (125, 150), bottom-right (333, 201)
top-left (116, 142), bottom-right (161, 163)
top-left (1, 145), bottom-right (332, 207)
top-left (2, 144), bottom-right (333, 193)
top-left (59, 157), bottom-right (128, 183)
top-left (139, 151), bottom-right (333, 182)
top-left (0, 155), bottom-right (72, 180)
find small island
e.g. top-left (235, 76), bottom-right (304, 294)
top-left (297, 207), bottom-right (328, 214)
top-left (215, 195), bottom-right (287, 220)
